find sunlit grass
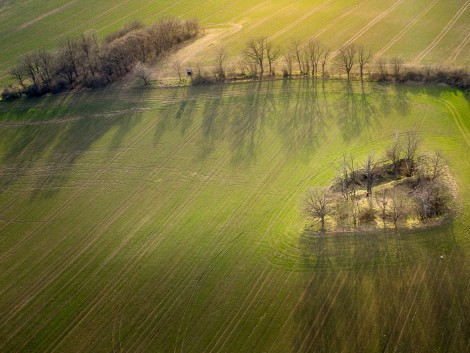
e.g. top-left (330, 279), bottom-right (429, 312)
top-left (0, 79), bottom-right (469, 352)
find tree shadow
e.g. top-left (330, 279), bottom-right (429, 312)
top-left (392, 84), bottom-right (411, 117)
top-left (227, 80), bottom-right (274, 166)
top-left (275, 78), bottom-right (328, 160)
top-left (292, 225), bottom-right (470, 352)
top-left (153, 88), bottom-right (197, 146)
top-left (337, 80), bottom-right (378, 142)
top-left (0, 87), bottom-right (151, 198)
top-left (197, 85), bottom-right (229, 160)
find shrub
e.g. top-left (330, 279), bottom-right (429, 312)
top-left (359, 206), bottom-right (376, 225)
top-left (191, 74), bottom-right (216, 86)
top-left (51, 80), bottom-right (70, 94)
top-left (83, 76), bottom-right (108, 89)
top-left (1, 86), bottom-right (22, 101)
top-left (24, 84), bottom-right (49, 98)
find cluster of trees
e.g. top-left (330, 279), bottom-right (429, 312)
top-left (304, 132), bottom-right (453, 232)
top-left (2, 18), bottom-right (200, 100)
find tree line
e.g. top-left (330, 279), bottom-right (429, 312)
top-left (303, 132), bottom-right (453, 232)
top-left (195, 38), bottom-right (469, 89)
top-left (2, 17), bottom-right (200, 100)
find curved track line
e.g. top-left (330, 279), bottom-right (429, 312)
top-left (212, 2), bottom-right (297, 50)
top-left (376, 0), bottom-right (439, 57)
top-left (438, 98), bottom-right (470, 148)
top-left (0, 112), bottom-right (128, 236)
top-left (446, 31), bottom-right (470, 63)
top-left (199, 108), bottom-right (336, 353)
top-left (133, 146), bottom-right (293, 352)
top-left (300, 0), bottom-right (367, 48)
top-left (414, 0), bottom-right (470, 63)
top-left (0, 116), bottom-right (171, 326)
top-left (0, 120), bottom-right (203, 346)
top-left (331, 0), bottom-right (406, 59)
top-left (15, 0), bottom-right (79, 32)
top-left (267, 0), bottom-right (334, 42)
top-left (46, 108), bottom-right (241, 351)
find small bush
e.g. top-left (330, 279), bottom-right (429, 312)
top-left (359, 206), bottom-right (376, 225)
top-left (24, 84), bottom-right (49, 98)
top-left (51, 80), bottom-right (70, 94)
top-left (191, 74), bottom-right (216, 86)
top-left (1, 86), bottom-right (22, 101)
top-left (83, 76), bottom-right (108, 89)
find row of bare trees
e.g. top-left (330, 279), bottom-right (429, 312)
top-left (4, 18), bottom-right (200, 99)
top-left (237, 38), bottom-right (331, 78)
top-left (209, 38), bottom-right (411, 82)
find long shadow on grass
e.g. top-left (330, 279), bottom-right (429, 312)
top-left (0, 87), bottom-right (151, 198)
top-left (337, 80), bottom-right (378, 142)
top-left (226, 80), bottom-right (275, 165)
top-left (293, 226), bottom-right (470, 353)
top-left (152, 87), bottom-right (196, 145)
top-left (276, 78), bottom-right (328, 160)
top-left (197, 84), bottom-right (230, 160)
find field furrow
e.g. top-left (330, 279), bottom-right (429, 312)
top-left (413, 0), bottom-right (470, 63)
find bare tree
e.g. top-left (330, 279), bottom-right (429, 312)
top-left (386, 131), bottom-right (402, 176)
top-left (390, 56), bottom-right (403, 78)
top-left (320, 47), bottom-right (330, 77)
top-left (302, 51), bottom-right (310, 76)
top-left (243, 37), bottom-right (267, 77)
top-left (334, 155), bottom-right (357, 200)
top-left (214, 46), bottom-right (228, 80)
top-left (376, 57), bottom-right (388, 79)
top-left (336, 44), bottom-right (357, 79)
top-left (291, 40), bottom-right (304, 74)
top-left (357, 45), bottom-right (372, 80)
top-left (414, 182), bottom-right (434, 220)
top-left (390, 189), bottom-right (405, 229)
top-left (56, 38), bottom-right (81, 84)
top-left (22, 52), bottom-right (41, 86)
top-left (266, 41), bottom-right (282, 76)
top-left (79, 31), bottom-right (100, 78)
top-left (364, 153), bottom-right (378, 197)
top-left (414, 178), bottom-right (451, 220)
top-left (429, 151), bottom-right (445, 181)
top-left (375, 189), bottom-right (389, 228)
top-left (173, 60), bottom-right (183, 82)
top-left (126, 29), bottom-right (152, 64)
top-left (417, 151), bottom-right (446, 182)
top-left (304, 187), bottom-right (332, 232)
top-left (37, 50), bottom-right (55, 86)
top-left (306, 40), bottom-right (324, 77)
top-left (283, 49), bottom-right (294, 76)
top-left (134, 62), bottom-right (152, 85)
top-left (335, 156), bottom-right (350, 200)
top-left (10, 66), bottom-right (27, 90)
top-left (403, 131), bottom-right (420, 176)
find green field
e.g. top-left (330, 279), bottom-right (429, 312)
top-left (1, 0), bottom-right (470, 84)
top-left (0, 79), bottom-right (469, 352)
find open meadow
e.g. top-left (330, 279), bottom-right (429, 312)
top-left (1, 0), bottom-right (470, 84)
top-left (0, 79), bottom-right (469, 352)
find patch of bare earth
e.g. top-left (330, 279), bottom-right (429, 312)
top-left (153, 23), bottom-right (242, 80)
